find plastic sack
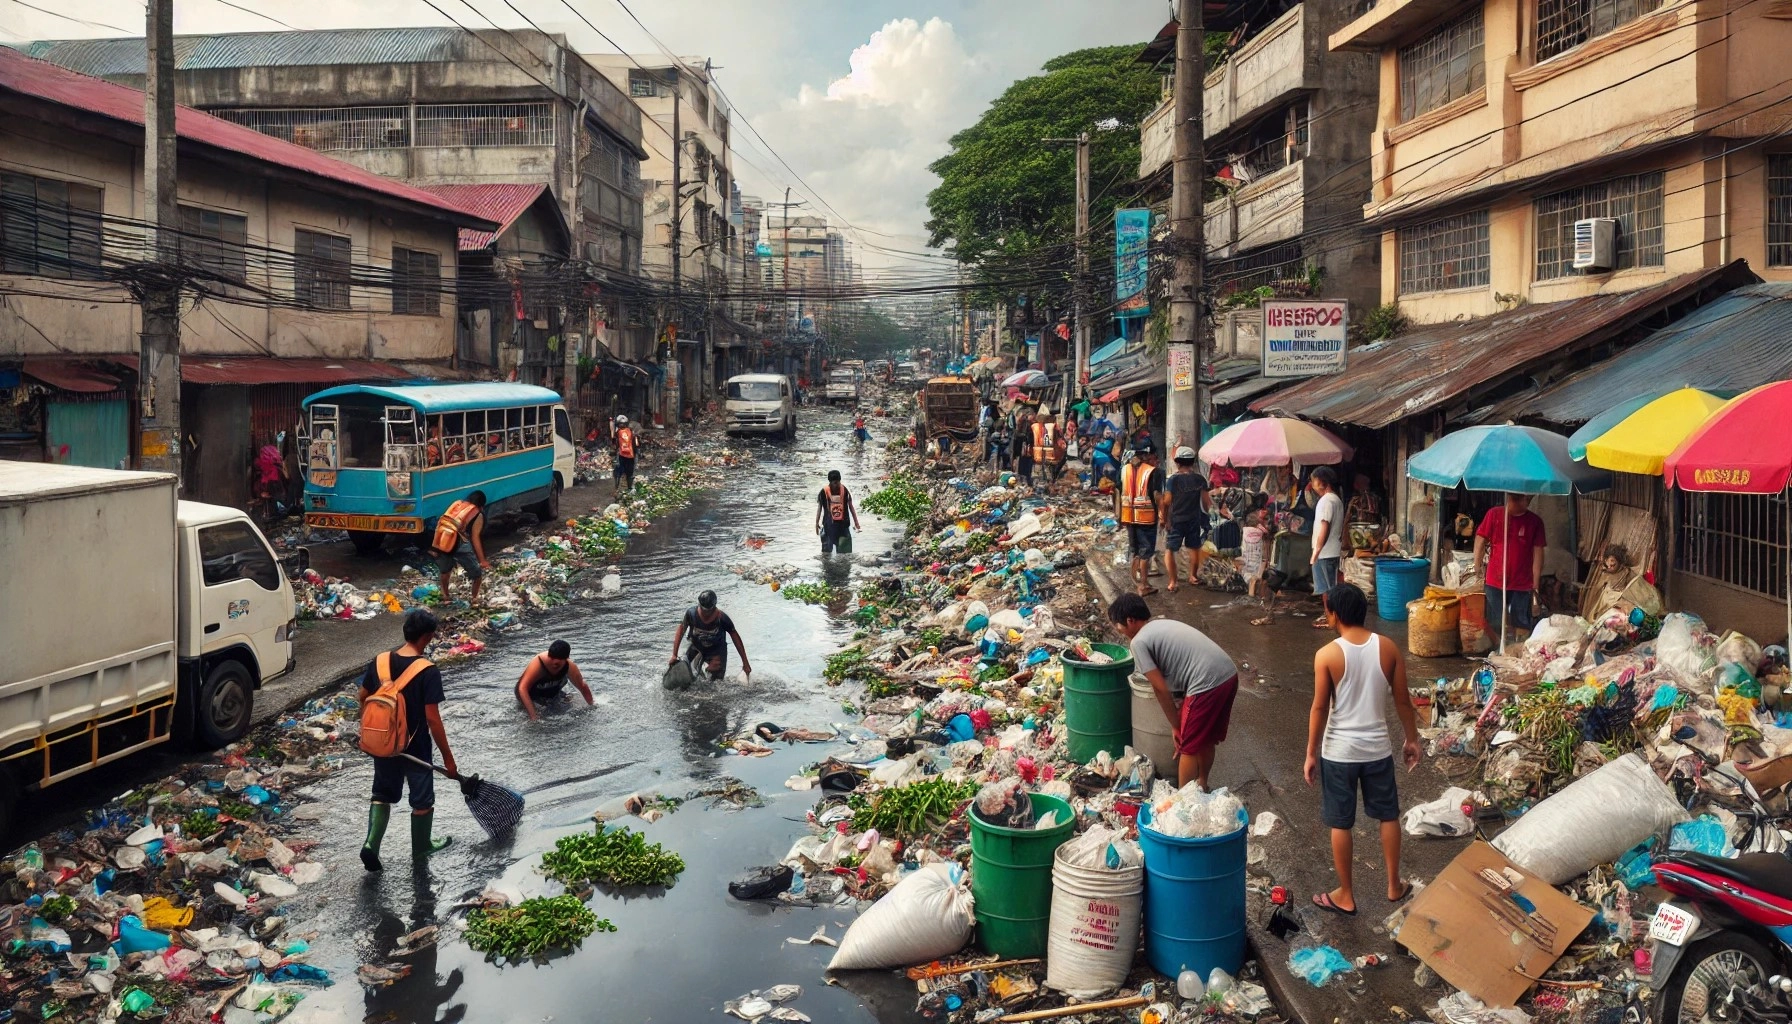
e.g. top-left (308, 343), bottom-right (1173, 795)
top-left (1615, 840), bottom-right (1656, 889)
top-left (662, 659), bottom-right (696, 691)
top-left (1492, 753), bottom-right (1689, 885)
top-left (1045, 832), bottom-right (1145, 998)
top-left (1402, 787), bottom-right (1474, 838)
top-left (114, 916), bottom-right (170, 954)
top-left (973, 778), bottom-right (1033, 828)
top-left (1657, 613), bottom-right (1716, 687)
top-left (1288, 945), bottom-right (1353, 987)
top-left (827, 864), bottom-right (974, 971)
top-left (1670, 815), bottom-right (1736, 858)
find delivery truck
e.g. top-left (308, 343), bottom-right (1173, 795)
top-left (0, 462), bottom-right (296, 836)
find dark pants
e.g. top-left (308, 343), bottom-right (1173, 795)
top-left (371, 755), bottom-right (436, 810)
top-left (1485, 586), bottom-right (1535, 645)
top-left (1016, 455), bottom-right (1034, 484)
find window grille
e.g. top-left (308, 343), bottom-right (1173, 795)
top-left (0, 172), bottom-right (103, 278)
top-left (1768, 155), bottom-right (1792, 267)
top-left (392, 248), bottom-right (440, 316)
top-left (628, 70), bottom-right (655, 97)
top-left (294, 228), bottom-right (351, 310)
top-left (212, 106), bottom-right (410, 151)
top-left (1211, 240), bottom-right (1305, 298)
top-left (1398, 210), bottom-right (1490, 294)
top-left (414, 103), bottom-right (555, 148)
top-left (1534, 171), bottom-right (1665, 279)
top-left (1537, 0), bottom-right (1666, 62)
top-left (178, 205), bottom-right (247, 283)
top-left (1676, 490), bottom-right (1789, 600)
top-left (1399, 10), bottom-right (1485, 120)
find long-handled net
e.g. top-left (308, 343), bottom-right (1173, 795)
top-left (400, 753), bottom-right (524, 837)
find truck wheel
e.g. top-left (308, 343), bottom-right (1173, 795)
top-left (532, 480), bottom-right (562, 522)
top-left (783, 417), bottom-right (796, 441)
top-left (349, 531), bottom-right (385, 557)
top-left (194, 661), bottom-right (254, 750)
top-left (1653, 933), bottom-right (1777, 1024)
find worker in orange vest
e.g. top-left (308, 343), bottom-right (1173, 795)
top-left (431, 489), bottom-right (489, 606)
top-left (1116, 444), bottom-right (1165, 596)
top-left (612, 415), bottom-right (639, 500)
top-left (1032, 407), bottom-right (1067, 491)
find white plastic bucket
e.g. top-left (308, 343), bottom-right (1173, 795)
top-left (1044, 847), bottom-right (1144, 998)
top-left (1129, 674), bottom-right (1177, 779)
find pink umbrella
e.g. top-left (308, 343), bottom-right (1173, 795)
top-left (1198, 417), bottom-right (1352, 467)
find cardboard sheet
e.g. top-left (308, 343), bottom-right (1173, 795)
top-left (1395, 841), bottom-right (1595, 1008)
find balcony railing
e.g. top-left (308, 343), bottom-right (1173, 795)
top-left (1205, 4), bottom-right (1313, 140)
top-left (1204, 160), bottom-right (1306, 259)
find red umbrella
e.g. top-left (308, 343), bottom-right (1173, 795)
top-left (1665, 381), bottom-right (1792, 494)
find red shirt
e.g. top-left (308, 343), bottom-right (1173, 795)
top-left (1476, 508), bottom-right (1546, 591)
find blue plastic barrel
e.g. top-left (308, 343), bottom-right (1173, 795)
top-left (1374, 557), bottom-right (1431, 622)
top-left (1138, 807), bottom-right (1247, 981)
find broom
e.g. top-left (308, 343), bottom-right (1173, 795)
top-left (399, 753), bottom-right (525, 837)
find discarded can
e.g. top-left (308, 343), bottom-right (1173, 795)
top-left (1269, 886), bottom-right (1288, 905)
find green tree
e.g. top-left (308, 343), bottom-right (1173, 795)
top-left (924, 44), bottom-right (1161, 303)
top-left (834, 305), bottom-right (915, 360)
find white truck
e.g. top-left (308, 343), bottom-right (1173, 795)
top-left (0, 462), bottom-right (296, 835)
top-left (823, 367), bottom-right (862, 406)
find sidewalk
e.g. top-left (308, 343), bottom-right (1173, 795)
top-left (1084, 541), bottom-right (1474, 1024)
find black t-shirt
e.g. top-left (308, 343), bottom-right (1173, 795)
top-left (361, 649), bottom-right (444, 759)
top-left (1167, 471), bottom-right (1208, 525)
top-left (520, 656), bottom-right (570, 699)
top-left (683, 607), bottom-right (735, 653)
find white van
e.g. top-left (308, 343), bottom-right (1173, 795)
top-left (725, 374), bottom-right (797, 439)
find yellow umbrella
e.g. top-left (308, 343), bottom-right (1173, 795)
top-left (1583, 387), bottom-right (1731, 475)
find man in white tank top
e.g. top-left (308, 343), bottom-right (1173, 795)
top-left (1304, 582), bottom-right (1421, 916)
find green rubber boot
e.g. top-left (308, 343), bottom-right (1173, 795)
top-left (411, 810), bottom-right (452, 862)
top-left (361, 802), bottom-right (390, 872)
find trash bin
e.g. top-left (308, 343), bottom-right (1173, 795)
top-left (1129, 673), bottom-right (1177, 779)
top-left (1459, 591), bottom-right (1494, 655)
top-left (971, 793), bottom-right (1076, 958)
top-left (1407, 591), bottom-right (1462, 659)
top-left (1374, 557), bottom-right (1430, 622)
top-left (1063, 644), bottom-right (1134, 763)
top-left (1138, 806), bottom-right (1247, 981)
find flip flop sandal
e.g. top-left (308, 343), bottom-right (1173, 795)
top-left (1389, 880), bottom-right (1414, 904)
top-left (1312, 892), bottom-right (1357, 916)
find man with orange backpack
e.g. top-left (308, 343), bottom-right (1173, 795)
top-left (358, 609), bottom-right (458, 872)
top-left (612, 414), bottom-right (639, 500)
top-left (430, 490), bottom-right (488, 607)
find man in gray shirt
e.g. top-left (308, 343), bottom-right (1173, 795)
top-left (1308, 466), bottom-right (1345, 628)
top-left (1108, 594), bottom-right (1240, 789)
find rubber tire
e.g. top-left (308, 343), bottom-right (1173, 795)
top-left (349, 530), bottom-right (385, 557)
top-left (785, 417), bottom-right (796, 441)
top-left (533, 480), bottom-right (562, 522)
top-left (194, 660), bottom-right (254, 750)
top-left (1653, 932), bottom-right (1779, 1024)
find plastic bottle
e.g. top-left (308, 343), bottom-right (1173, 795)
top-left (19, 847), bottom-right (41, 871)
top-left (1176, 970), bottom-right (1205, 1001)
top-left (1207, 967), bottom-right (1235, 994)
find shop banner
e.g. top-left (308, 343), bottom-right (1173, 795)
top-left (1261, 299), bottom-right (1348, 379)
top-left (1114, 208), bottom-right (1151, 318)
top-left (1169, 346), bottom-right (1194, 392)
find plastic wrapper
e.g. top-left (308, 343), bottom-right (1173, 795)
top-left (973, 778), bottom-right (1033, 828)
top-left (1288, 945), bottom-right (1353, 987)
top-left (1145, 780), bottom-right (1244, 839)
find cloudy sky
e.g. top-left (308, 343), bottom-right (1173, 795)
top-left (1, 0), bottom-right (1166, 269)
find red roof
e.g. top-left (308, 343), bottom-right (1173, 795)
top-left (0, 46), bottom-right (492, 226)
top-left (113, 355), bottom-right (415, 385)
top-left (22, 358), bottom-right (124, 393)
top-left (419, 183), bottom-right (554, 251)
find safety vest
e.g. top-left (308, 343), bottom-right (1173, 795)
top-left (826, 485), bottom-right (848, 522)
top-left (1119, 462), bottom-right (1159, 526)
top-left (616, 427), bottom-right (636, 459)
top-left (1032, 421), bottom-right (1060, 463)
top-left (431, 499), bottom-right (481, 553)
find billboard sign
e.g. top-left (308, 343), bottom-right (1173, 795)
top-left (1114, 208), bottom-right (1151, 318)
top-left (1261, 299), bottom-right (1348, 379)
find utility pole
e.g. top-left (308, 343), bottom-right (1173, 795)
top-left (138, 0), bottom-right (181, 478)
top-left (1074, 131), bottom-right (1090, 398)
top-left (668, 77), bottom-right (684, 414)
top-left (1166, 0), bottom-right (1205, 448)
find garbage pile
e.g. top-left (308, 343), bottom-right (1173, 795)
top-left (0, 692), bottom-right (361, 1023)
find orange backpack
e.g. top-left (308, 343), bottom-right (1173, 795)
top-left (430, 500), bottom-right (479, 555)
top-left (359, 651), bottom-right (432, 758)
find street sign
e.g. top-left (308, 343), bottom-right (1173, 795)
top-left (1261, 299), bottom-right (1348, 379)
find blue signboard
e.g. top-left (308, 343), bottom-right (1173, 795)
top-left (1114, 208), bottom-right (1151, 318)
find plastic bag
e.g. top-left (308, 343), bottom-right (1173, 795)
top-left (1145, 781), bottom-right (1244, 839)
top-left (1402, 787), bottom-right (1474, 838)
top-left (662, 659), bottom-right (696, 691)
top-left (1670, 815), bottom-right (1736, 858)
top-left (1492, 753), bottom-right (1688, 885)
top-left (1288, 945), bottom-right (1353, 987)
top-left (1656, 613), bottom-right (1716, 687)
top-left (973, 778), bottom-right (1033, 828)
top-left (827, 864), bottom-right (974, 971)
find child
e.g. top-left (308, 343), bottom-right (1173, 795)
top-left (1241, 509), bottom-right (1274, 623)
top-left (1304, 583), bottom-right (1421, 915)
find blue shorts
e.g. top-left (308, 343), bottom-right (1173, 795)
top-left (1165, 519), bottom-right (1207, 552)
top-left (1128, 524), bottom-right (1158, 559)
top-left (1312, 556), bottom-right (1340, 597)
top-left (1320, 756), bottom-right (1399, 830)
top-left (371, 755), bottom-right (436, 810)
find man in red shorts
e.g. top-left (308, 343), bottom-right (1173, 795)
top-left (1108, 594), bottom-right (1240, 789)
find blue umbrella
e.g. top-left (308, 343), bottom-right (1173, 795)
top-left (1566, 391), bottom-right (1665, 462)
top-left (1408, 425), bottom-right (1611, 495)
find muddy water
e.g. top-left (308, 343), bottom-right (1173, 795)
top-left (288, 414), bottom-right (925, 1023)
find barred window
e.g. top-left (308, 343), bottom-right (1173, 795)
top-left (392, 248), bottom-right (440, 316)
top-left (415, 103), bottom-right (555, 148)
top-left (1398, 210), bottom-right (1490, 294)
top-left (1537, 0), bottom-right (1666, 63)
top-left (0, 172), bottom-right (103, 279)
top-left (178, 205), bottom-right (247, 283)
top-left (1399, 10), bottom-right (1484, 120)
top-left (1211, 240), bottom-right (1305, 300)
top-left (1675, 490), bottom-right (1789, 600)
top-left (628, 69), bottom-right (655, 97)
top-left (294, 228), bottom-right (351, 310)
top-left (1534, 171), bottom-right (1664, 279)
top-left (213, 106), bottom-right (409, 151)
top-left (1768, 155), bottom-right (1792, 267)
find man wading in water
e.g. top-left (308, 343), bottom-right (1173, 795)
top-left (515, 640), bottom-right (594, 721)
top-left (669, 590), bottom-right (753, 681)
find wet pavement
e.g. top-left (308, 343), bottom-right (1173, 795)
top-left (284, 411), bottom-right (928, 1024)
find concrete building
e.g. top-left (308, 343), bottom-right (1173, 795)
top-left (0, 45), bottom-right (494, 506)
top-left (1331, 0), bottom-right (1792, 323)
top-left (585, 55), bottom-right (738, 408)
top-left (1138, 0), bottom-right (1382, 384)
top-left (21, 28), bottom-right (655, 419)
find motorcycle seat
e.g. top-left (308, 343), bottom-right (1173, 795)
top-left (1670, 851), bottom-right (1792, 901)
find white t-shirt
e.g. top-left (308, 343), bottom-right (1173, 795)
top-left (1315, 491), bottom-right (1345, 560)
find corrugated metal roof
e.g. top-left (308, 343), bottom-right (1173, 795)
top-left (419, 183), bottom-right (553, 251)
top-left (19, 28), bottom-right (486, 75)
top-left (1507, 283), bottom-right (1792, 425)
top-left (21, 358), bottom-right (123, 393)
top-left (0, 47), bottom-right (496, 226)
top-left (1249, 263), bottom-right (1757, 429)
top-left (112, 356), bottom-right (417, 385)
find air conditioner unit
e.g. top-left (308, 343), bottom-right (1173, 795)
top-left (1572, 217), bottom-right (1617, 271)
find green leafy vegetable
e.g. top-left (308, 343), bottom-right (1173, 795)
top-left (780, 581), bottom-right (838, 605)
top-left (846, 777), bottom-right (979, 838)
top-left (465, 894), bottom-right (611, 959)
top-left (864, 473), bottom-right (934, 532)
top-left (541, 826), bottom-right (686, 887)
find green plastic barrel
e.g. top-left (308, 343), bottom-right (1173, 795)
top-left (1063, 643), bottom-right (1136, 762)
top-left (970, 793), bottom-right (1076, 957)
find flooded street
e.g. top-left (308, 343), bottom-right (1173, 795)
top-left (288, 412), bottom-right (924, 1024)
